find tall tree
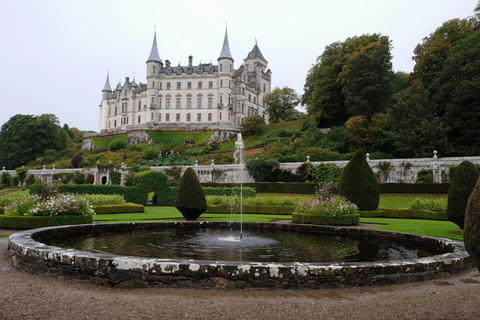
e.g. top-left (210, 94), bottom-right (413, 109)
top-left (0, 114), bottom-right (68, 169)
top-left (389, 81), bottom-right (450, 158)
top-left (263, 86), bottom-right (299, 123)
top-left (302, 34), bottom-right (394, 127)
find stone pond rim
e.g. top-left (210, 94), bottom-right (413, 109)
top-left (7, 222), bottom-right (473, 289)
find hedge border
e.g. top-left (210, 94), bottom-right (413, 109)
top-left (0, 215), bottom-right (92, 229)
top-left (94, 203), bottom-right (145, 214)
top-left (358, 209), bottom-right (448, 221)
top-left (206, 205), bottom-right (294, 215)
top-left (292, 213), bottom-right (360, 226)
top-left (202, 183), bottom-right (451, 194)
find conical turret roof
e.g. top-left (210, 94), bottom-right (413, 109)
top-left (218, 27), bottom-right (233, 61)
top-left (147, 31), bottom-right (161, 63)
top-left (246, 43), bottom-right (267, 62)
top-left (102, 72), bottom-right (112, 91)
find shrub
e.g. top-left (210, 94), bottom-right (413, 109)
top-left (175, 167), bottom-right (207, 220)
top-left (27, 175), bottom-right (36, 186)
top-left (108, 139), bottom-right (127, 151)
top-left (133, 170), bottom-right (171, 205)
top-left (0, 215), bottom-right (92, 229)
top-left (241, 115), bottom-right (265, 136)
top-left (109, 170), bottom-right (121, 185)
top-left (123, 171), bottom-right (135, 186)
top-left (57, 184), bottom-right (146, 205)
top-left (79, 194), bottom-right (125, 206)
top-left (245, 158), bottom-right (279, 182)
top-left (464, 177), bottom-right (480, 272)
top-left (447, 161), bottom-right (479, 229)
top-left (407, 197), bottom-right (447, 212)
top-left (306, 163), bottom-right (340, 183)
top-left (71, 155), bottom-right (84, 168)
top-left (29, 181), bottom-right (59, 199)
top-left (144, 146), bottom-right (160, 160)
top-left (296, 197), bottom-right (357, 217)
top-left (85, 174), bottom-right (95, 184)
top-left (164, 166), bottom-right (183, 181)
top-left (416, 169), bottom-right (433, 183)
top-left (5, 194), bottom-right (94, 217)
top-left (339, 150), bottom-right (379, 211)
top-left (15, 167), bottom-right (29, 185)
top-left (72, 172), bottom-right (85, 185)
top-left (1, 172), bottom-right (10, 186)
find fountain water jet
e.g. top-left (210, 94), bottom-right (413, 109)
top-left (233, 133), bottom-right (245, 239)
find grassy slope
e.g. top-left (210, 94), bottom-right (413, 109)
top-left (264, 119), bottom-right (305, 131)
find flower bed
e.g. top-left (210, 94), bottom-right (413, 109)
top-left (206, 205), bottom-right (294, 215)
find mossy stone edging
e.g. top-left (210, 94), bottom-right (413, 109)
top-left (292, 212), bottom-right (360, 226)
top-left (0, 215), bottom-right (92, 229)
top-left (206, 205), bottom-right (294, 215)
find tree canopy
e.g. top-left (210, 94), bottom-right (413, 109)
top-left (302, 34), bottom-right (394, 127)
top-left (0, 114), bottom-right (68, 169)
top-left (263, 86), bottom-right (300, 123)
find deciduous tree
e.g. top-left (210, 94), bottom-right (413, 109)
top-left (263, 87), bottom-right (299, 123)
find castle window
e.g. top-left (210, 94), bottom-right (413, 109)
top-left (248, 94), bottom-right (251, 101)
top-left (238, 87), bottom-right (241, 94)
top-left (219, 112), bottom-right (222, 120)
top-left (254, 96), bottom-right (256, 103)
top-left (220, 80), bottom-right (223, 87)
top-left (230, 65), bottom-right (232, 72)
top-left (176, 98), bottom-right (181, 109)
top-left (187, 98), bottom-right (191, 109)
top-left (108, 107), bottom-right (111, 116)
top-left (242, 104), bottom-right (244, 113)
top-left (109, 121), bottom-right (111, 128)
top-left (160, 82), bottom-right (163, 90)
top-left (159, 99), bottom-right (162, 109)
top-left (151, 113), bottom-right (154, 120)
top-left (220, 96), bottom-right (223, 104)
top-left (197, 113), bottom-right (202, 122)
top-left (125, 91), bottom-right (127, 97)
top-left (152, 81), bottom-right (155, 88)
top-left (220, 64), bottom-right (222, 72)
top-left (166, 98), bottom-right (170, 109)
top-left (176, 113), bottom-right (180, 122)
top-left (138, 101), bottom-right (141, 111)
top-left (187, 113), bottom-right (191, 122)
top-left (158, 114), bottom-right (161, 122)
top-left (263, 84), bottom-right (266, 92)
top-left (208, 98), bottom-right (213, 109)
top-left (242, 87), bottom-right (245, 94)
top-left (114, 106), bottom-right (117, 115)
top-left (151, 97), bottom-right (155, 104)
top-left (166, 113), bottom-right (170, 122)
top-left (153, 66), bottom-right (156, 73)
top-left (177, 82), bottom-right (181, 89)
top-left (114, 120), bottom-right (117, 127)
top-left (187, 82), bottom-right (191, 89)
top-left (197, 98), bottom-right (202, 108)
top-left (208, 113), bottom-right (212, 121)
top-left (198, 81), bottom-right (202, 89)
top-left (208, 81), bottom-right (213, 89)
top-left (167, 82), bottom-right (171, 89)
top-left (229, 80), bottom-right (231, 87)
top-left (138, 116), bottom-right (141, 123)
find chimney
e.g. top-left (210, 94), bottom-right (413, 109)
top-left (188, 55), bottom-right (193, 68)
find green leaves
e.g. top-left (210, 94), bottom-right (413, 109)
top-left (263, 87), bottom-right (300, 123)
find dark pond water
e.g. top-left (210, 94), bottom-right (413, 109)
top-left (48, 228), bottom-right (436, 263)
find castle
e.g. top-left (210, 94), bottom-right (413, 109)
top-left (98, 28), bottom-right (272, 135)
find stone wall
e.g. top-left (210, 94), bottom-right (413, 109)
top-left (4, 152), bottom-right (480, 186)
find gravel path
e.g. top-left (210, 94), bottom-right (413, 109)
top-left (1, 234), bottom-right (480, 319)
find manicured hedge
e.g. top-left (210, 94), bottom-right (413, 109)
top-left (57, 185), bottom-right (147, 205)
top-left (206, 205), bottom-right (294, 215)
top-left (94, 203), bottom-right (145, 214)
top-left (203, 182), bottom-right (451, 194)
top-left (292, 213), bottom-right (360, 226)
top-left (379, 183), bottom-right (451, 194)
top-left (203, 187), bottom-right (256, 198)
top-left (0, 215), bottom-right (92, 229)
top-left (358, 209), bottom-right (448, 221)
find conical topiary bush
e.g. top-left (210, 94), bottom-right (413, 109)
top-left (447, 161), bottom-right (479, 229)
top-left (175, 167), bottom-right (207, 221)
top-left (464, 177), bottom-right (480, 272)
top-left (339, 150), bottom-right (379, 211)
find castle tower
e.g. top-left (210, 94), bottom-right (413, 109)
top-left (146, 31), bottom-right (162, 121)
top-left (99, 72), bottom-right (113, 131)
top-left (217, 27), bottom-right (234, 123)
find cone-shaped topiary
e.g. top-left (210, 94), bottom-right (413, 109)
top-left (447, 161), bottom-right (479, 229)
top-left (464, 177), bottom-right (480, 272)
top-left (339, 150), bottom-right (379, 211)
top-left (175, 167), bottom-right (207, 220)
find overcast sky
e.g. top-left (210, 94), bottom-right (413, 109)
top-left (0, 0), bottom-right (477, 132)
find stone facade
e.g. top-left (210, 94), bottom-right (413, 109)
top-left (97, 29), bottom-right (272, 135)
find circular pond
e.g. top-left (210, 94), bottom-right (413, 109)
top-left (7, 222), bottom-right (472, 289)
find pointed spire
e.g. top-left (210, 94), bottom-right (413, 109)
top-left (131, 74), bottom-right (137, 87)
top-left (102, 71), bottom-right (112, 91)
top-left (218, 26), bottom-right (233, 61)
top-left (246, 42), bottom-right (267, 62)
top-left (147, 30), bottom-right (161, 63)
